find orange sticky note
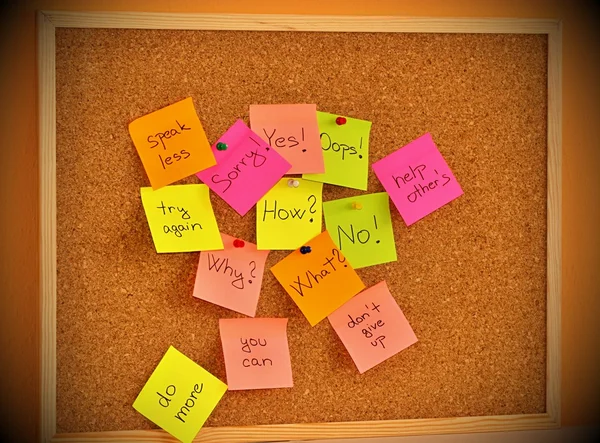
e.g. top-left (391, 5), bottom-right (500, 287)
top-left (129, 97), bottom-right (216, 189)
top-left (328, 281), bottom-right (418, 373)
top-left (219, 318), bottom-right (293, 390)
top-left (270, 231), bottom-right (365, 326)
top-left (249, 104), bottom-right (325, 174)
top-left (193, 234), bottom-right (269, 317)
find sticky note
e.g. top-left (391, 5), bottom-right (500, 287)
top-left (303, 111), bottom-right (371, 190)
top-left (196, 120), bottom-right (292, 216)
top-left (129, 97), bottom-right (216, 189)
top-left (140, 184), bottom-right (223, 253)
top-left (256, 178), bottom-right (323, 250)
top-left (372, 133), bottom-right (463, 225)
top-left (193, 234), bottom-right (269, 317)
top-left (132, 346), bottom-right (227, 443)
top-left (271, 231), bottom-right (365, 326)
top-left (328, 281), bottom-right (417, 373)
top-left (219, 318), bottom-right (293, 390)
top-left (250, 104), bottom-right (324, 174)
top-left (323, 193), bottom-right (397, 269)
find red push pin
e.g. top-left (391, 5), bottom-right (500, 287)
top-left (233, 239), bottom-right (245, 248)
top-left (336, 116), bottom-right (347, 125)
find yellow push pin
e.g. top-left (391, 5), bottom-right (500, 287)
top-left (351, 202), bottom-right (363, 210)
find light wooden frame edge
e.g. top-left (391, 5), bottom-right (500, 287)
top-left (38, 11), bottom-right (562, 443)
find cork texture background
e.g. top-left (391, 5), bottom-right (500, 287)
top-left (55, 29), bottom-right (547, 433)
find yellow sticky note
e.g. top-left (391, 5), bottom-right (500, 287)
top-left (256, 178), bottom-right (323, 250)
top-left (140, 184), bottom-right (223, 253)
top-left (323, 193), bottom-right (397, 269)
top-left (129, 97), bottom-right (216, 190)
top-left (303, 112), bottom-right (372, 190)
top-left (133, 346), bottom-right (227, 443)
top-left (271, 231), bottom-right (365, 326)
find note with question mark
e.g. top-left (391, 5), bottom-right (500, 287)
top-left (256, 178), bottom-right (323, 250)
top-left (193, 233), bottom-right (269, 317)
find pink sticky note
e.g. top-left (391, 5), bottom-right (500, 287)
top-left (250, 104), bottom-right (325, 174)
top-left (328, 281), bottom-right (417, 374)
top-left (219, 318), bottom-right (293, 390)
top-left (372, 133), bottom-right (463, 225)
top-left (196, 120), bottom-right (292, 216)
top-left (193, 234), bottom-right (269, 317)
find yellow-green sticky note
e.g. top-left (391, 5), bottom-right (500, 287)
top-left (140, 184), bottom-right (223, 253)
top-left (323, 192), bottom-right (397, 269)
top-left (256, 178), bottom-right (323, 250)
top-left (303, 111), bottom-right (372, 190)
top-left (133, 346), bottom-right (227, 443)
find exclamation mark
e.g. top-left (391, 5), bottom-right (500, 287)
top-left (374, 215), bottom-right (380, 244)
top-left (359, 137), bottom-right (363, 159)
top-left (301, 128), bottom-right (307, 152)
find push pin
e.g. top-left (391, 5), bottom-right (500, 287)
top-left (351, 202), bottom-right (363, 210)
top-left (287, 179), bottom-right (300, 188)
top-left (300, 245), bottom-right (312, 254)
top-left (216, 142), bottom-right (228, 151)
top-left (335, 116), bottom-right (347, 126)
top-left (233, 239), bottom-right (245, 248)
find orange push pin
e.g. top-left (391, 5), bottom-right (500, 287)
top-left (351, 202), bottom-right (363, 210)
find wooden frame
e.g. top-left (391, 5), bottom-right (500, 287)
top-left (38, 11), bottom-right (562, 443)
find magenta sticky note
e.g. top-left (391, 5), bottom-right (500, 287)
top-left (372, 133), bottom-right (463, 226)
top-left (196, 120), bottom-right (292, 216)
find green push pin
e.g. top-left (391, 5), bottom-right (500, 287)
top-left (216, 142), bottom-right (228, 151)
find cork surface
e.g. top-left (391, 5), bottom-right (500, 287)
top-left (55, 29), bottom-right (547, 433)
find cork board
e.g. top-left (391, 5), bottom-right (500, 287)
top-left (54, 28), bottom-right (548, 434)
